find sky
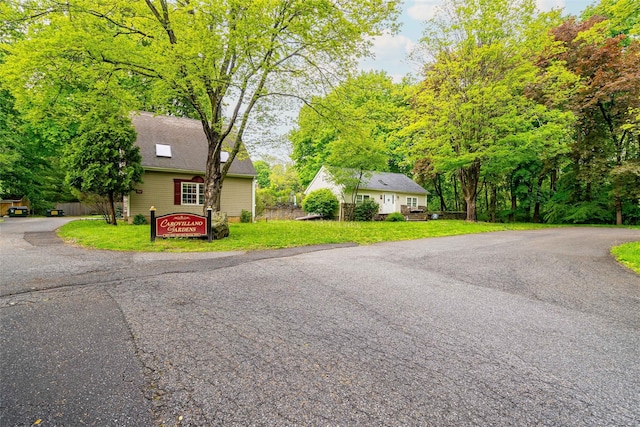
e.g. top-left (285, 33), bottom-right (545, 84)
top-left (360, 0), bottom-right (597, 81)
top-left (257, 0), bottom-right (597, 160)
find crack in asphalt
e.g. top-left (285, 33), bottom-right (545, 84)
top-left (0, 242), bottom-right (358, 300)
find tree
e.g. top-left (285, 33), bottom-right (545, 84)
top-left (290, 71), bottom-right (410, 219)
top-left (3, 0), bottom-right (400, 222)
top-left (253, 160), bottom-right (272, 189)
top-left (290, 71), bottom-right (409, 187)
top-left (255, 159), bottom-right (304, 215)
top-left (405, 0), bottom-right (571, 221)
top-left (544, 16), bottom-right (640, 224)
top-left (65, 109), bottom-right (143, 225)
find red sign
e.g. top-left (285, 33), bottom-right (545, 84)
top-left (156, 213), bottom-right (207, 238)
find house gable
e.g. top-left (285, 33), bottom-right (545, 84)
top-left (128, 112), bottom-right (257, 222)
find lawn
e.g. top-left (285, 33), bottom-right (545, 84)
top-left (611, 241), bottom-right (640, 274)
top-left (58, 219), bottom-right (559, 252)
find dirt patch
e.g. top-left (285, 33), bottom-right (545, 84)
top-left (23, 232), bottom-right (63, 246)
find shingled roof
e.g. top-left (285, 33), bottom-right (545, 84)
top-left (131, 112), bottom-right (256, 177)
top-left (360, 171), bottom-right (429, 194)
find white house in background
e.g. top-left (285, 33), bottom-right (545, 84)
top-left (305, 166), bottom-right (429, 219)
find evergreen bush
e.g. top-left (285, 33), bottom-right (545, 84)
top-left (302, 189), bottom-right (339, 219)
top-left (240, 209), bottom-right (252, 223)
top-left (133, 213), bottom-right (147, 225)
top-left (354, 199), bottom-right (380, 221)
top-left (385, 212), bottom-right (405, 222)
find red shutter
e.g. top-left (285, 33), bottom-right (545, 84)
top-left (174, 179), bottom-right (182, 205)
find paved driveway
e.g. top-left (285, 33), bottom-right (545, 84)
top-left (1, 218), bottom-right (639, 426)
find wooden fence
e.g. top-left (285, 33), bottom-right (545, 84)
top-left (257, 206), bottom-right (306, 221)
top-left (54, 202), bottom-right (124, 217)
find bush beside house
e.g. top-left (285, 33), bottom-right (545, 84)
top-left (302, 189), bottom-right (339, 219)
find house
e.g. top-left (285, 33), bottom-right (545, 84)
top-left (305, 166), bottom-right (429, 220)
top-left (126, 112), bottom-right (256, 223)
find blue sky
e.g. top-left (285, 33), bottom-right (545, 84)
top-left (361, 0), bottom-right (597, 81)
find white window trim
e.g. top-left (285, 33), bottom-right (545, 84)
top-left (181, 182), bottom-right (205, 206)
top-left (407, 196), bottom-right (418, 208)
top-left (355, 194), bottom-right (371, 203)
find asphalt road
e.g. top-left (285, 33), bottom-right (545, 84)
top-left (1, 217), bottom-right (639, 426)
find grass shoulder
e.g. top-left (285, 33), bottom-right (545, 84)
top-left (58, 219), bottom-right (560, 253)
top-left (611, 241), bottom-right (640, 274)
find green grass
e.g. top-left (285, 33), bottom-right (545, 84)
top-left (611, 241), bottom-right (640, 274)
top-left (58, 219), bottom-right (559, 253)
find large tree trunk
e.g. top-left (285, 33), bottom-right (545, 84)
top-left (203, 122), bottom-right (224, 215)
top-left (459, 161), bottom-right (480, 222)
top-left (615, 193), bottom-right (623, 225)
top-left (465, 196), bottom-right (477, 221)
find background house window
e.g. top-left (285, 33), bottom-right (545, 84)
top-left (182, 182), bottom-right (205, 205)
top-left (407, 197), bottom-right (418, 208)
top-left (355, 194), bottom-right (370, 203)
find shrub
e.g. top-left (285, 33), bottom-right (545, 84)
top-left (302, 188), bottom-right (339, 219)
top-left (133, 213), bottom-right (147, 225)
top-left (354, 199), bottom-right (380, 221)
top-left (385, 212), bottom-right (405, 222)
top-left (240, 209), bottom-right (252, 223)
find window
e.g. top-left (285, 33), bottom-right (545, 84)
top-left (355, 194), bottom-right (371, 203)
top-left (407, 197), bottom-right (418, 208)
top-left (182, 182), bottom-right (205, 205)
top-left (174, 177), bottom-right (205, 205)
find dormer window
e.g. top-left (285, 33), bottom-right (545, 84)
top-left (156, 144), bottom-right (172, 157)
top-left (221, 151), bottom-right (229, 162)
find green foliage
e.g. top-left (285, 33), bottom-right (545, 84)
top-left (254, 160), bottom-right (304, 213)
top-left (133, 214), bottom-right (147, 225)
top-left (405, 0), bottom-right (570, 221)
top-left (302, 189), bottom-right (339, 219)
top-left (64, 109), bottom-right (143, 225)
top-left (254, 160), bottom-right (272, 188)
top-left (354, 199), bottom-right (380, 221)
top-left (240, 209), bottom-right (252, 223)
top-left (544, 15), bottom-right (640, 224)
top-left (385, 212), bottom-right (405, 222)
top-left (1, 0), bottom-right (400, 214)
top-left (290, 71), bottom-right (410, 187)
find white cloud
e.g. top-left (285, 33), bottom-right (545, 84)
top-left (537, 0), bottom-right (565, 11)
top-left (371, 32), bottom-right (415, 60)
top-left (406, 1), bottom-right (441, 21)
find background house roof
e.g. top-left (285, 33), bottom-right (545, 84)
top-left (131, 112), bottom-right (256, 177)
top-left (358, 170), bottom-right (429, 194)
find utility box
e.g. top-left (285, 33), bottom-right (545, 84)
top-left (8, 206), bottom-right (29, 217)
top-left (46, 209), bottom-right (64, 217)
